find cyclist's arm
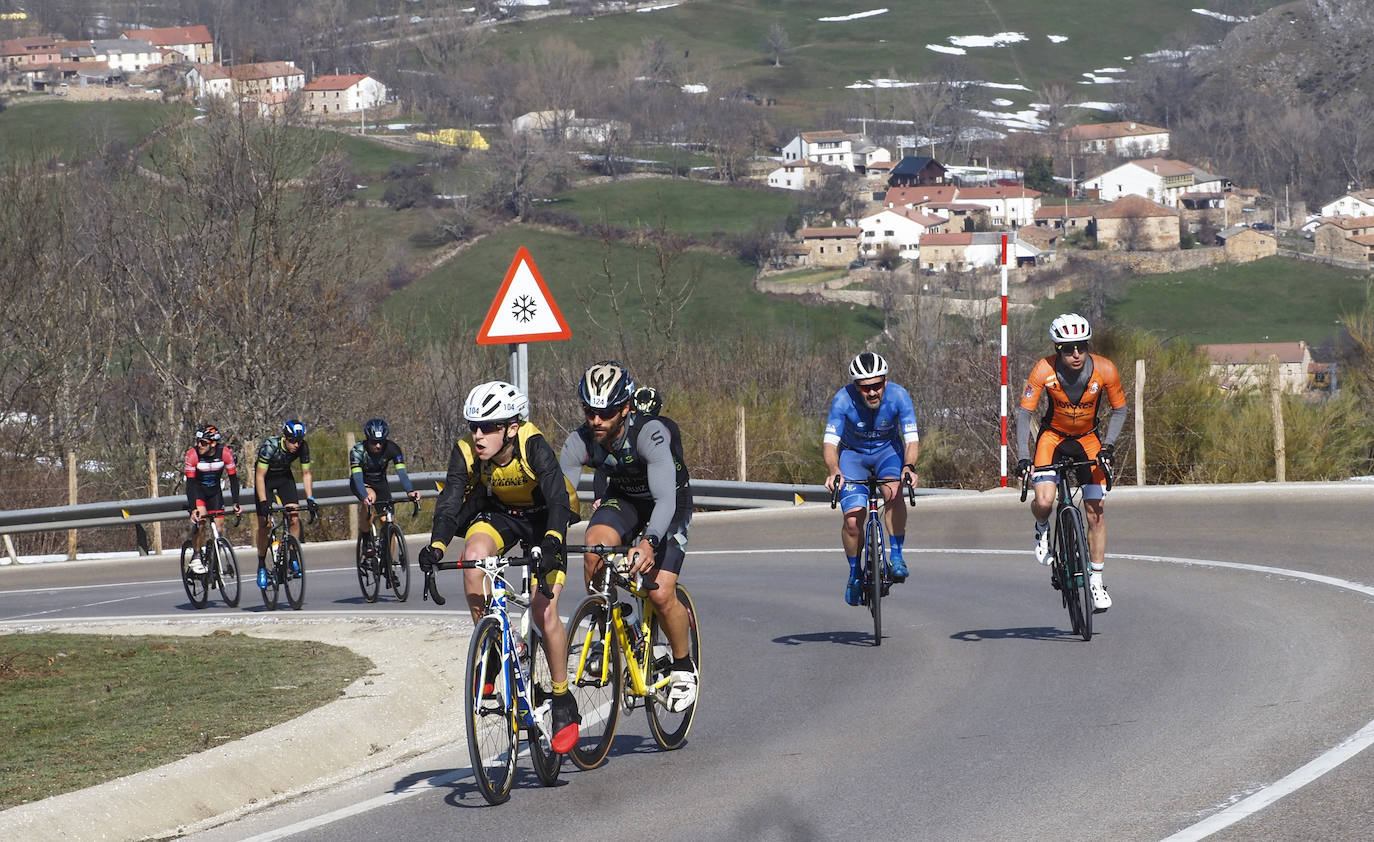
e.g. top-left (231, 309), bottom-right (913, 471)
top-left (822, 441), bottom-right (841, 481)
top-left (183, 447), bottom-right (200, 510)
top-left (349, 467), bottom-right (367, 500)
top-left (527, 434), bottom-right (573, 541)
top-left (1098, 357), bottom-right (1129, 448)
top-left (428, 440), bottom-right (479, 550)
top-left (393, 460), bottom-right (415, 495)
top-left (637, 419), bottom-right (678, 544)
top-left (1017, 360), bottom-right (1051, 462)
top-left (1016, 406), bottom-right (1035, 462)
top-left (300, 463), bottom-right (314, 500)
top-left (224, 446), bottom-right (241, 507)
top-left (254, 461), bottom-right (268, 502)
top-left (558, 430), bottom-right (591, 511)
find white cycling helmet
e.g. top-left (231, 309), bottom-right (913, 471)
top-left (1049, 313), bottom-right (1092, 344)
top-left (848, 351), bottom-right (889, 381)
top-left (464, 381), bottom-right (528, 422)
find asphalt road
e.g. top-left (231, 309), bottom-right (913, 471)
top-left (3, 483), bottom-right (1374, 841)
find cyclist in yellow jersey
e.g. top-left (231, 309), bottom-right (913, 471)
top-left (417, 381), bottom-right (582, 753)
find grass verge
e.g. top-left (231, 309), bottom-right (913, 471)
top-left (0, 631), bottom-right (371, 810)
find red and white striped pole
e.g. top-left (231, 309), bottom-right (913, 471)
top-left (1000, 234), bottom-right (1009, 487)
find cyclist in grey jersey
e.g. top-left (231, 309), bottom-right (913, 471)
top-left (558, 361), bottom-right (697, 713)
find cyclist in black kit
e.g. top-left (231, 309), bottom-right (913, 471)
top-left (254, 419), bottom-right (317, 588)
top-left (559, 361), bottom-right (697, 713)
top-left (350, 417), bottom-right (422, 558)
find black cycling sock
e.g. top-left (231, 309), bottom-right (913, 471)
top-left (672, 656), bottom-right (694, 673)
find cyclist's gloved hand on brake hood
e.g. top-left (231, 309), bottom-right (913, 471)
top-left (535, 536), bottom-right (563, 599)
top-left (418, 545), bottom-right (442, 573)
top-left (1098, 444), bottom-right (1115, 472)
top-left (1016, 458), bottom-right (1033, 479)
top-left (255, 499), bottom-right (271, 519)
top-left (306, 497), bottom-right (319, 518)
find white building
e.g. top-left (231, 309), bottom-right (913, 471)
top-left (302, 74), bottom-right (388, 114)
top-left (1060, 121), bottom-right (1170, 157)
top-left (90, 39), bottom-right (159, 73)
top-left (857, 208), bottom-right (947, 259)
top-left (780, 130), bottom-right (891, 173)
top-left (1320, 189), bottom-right (1374, 219)
top-left (1082, 158), bottom-right (1226, 208)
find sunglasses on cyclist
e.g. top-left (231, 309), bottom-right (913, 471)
top-left (582, 404), bottom-right (624, 420)
top-left (283, 435), bottom-right (303, 444)
top-left (468, 420), bottom-right (510, 435)
top-left (855, 379), bottom-right (886, 393)
top-left (1056, 342), bottom-right (1089, 356)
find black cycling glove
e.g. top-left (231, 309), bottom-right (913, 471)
top-left (418, 545), bottom-right (442, 573)
top-left (255, 499), bottom-right (270, 519)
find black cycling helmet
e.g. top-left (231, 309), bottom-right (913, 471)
top-left (363, 417), bottom-right (389, 442)
top-left (281, 419), bottom-right (306, 441)
top-left (632, 386), bottom-right (663, 416)
top-left (195, 424), bottom-right (221, 443)
top-left (579, 361), bottom-right (634, 410)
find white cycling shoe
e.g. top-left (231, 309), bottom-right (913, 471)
top-left (666, 669), bottom-right (698, 712)
top-left (1033, 527), bottom-right (1053, 566)
top-left (188, 554), bottom-right (207, 575)
top-left (1090, 571), bottom-right (1112, 613)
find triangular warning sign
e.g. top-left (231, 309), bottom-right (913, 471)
top-left (476, 247), bottom-right (572, 345)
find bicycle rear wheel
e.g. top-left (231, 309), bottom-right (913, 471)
top-left (525, 630), bottom-right (563, 786)
top-left (1057, 506), bottom-right (1092, 641)
top-left (283, 535), bottom-right (306, 610)
top-left (565, 596), bottom-right (621, 770)
top-left (180, 541), bottom-right (208, 609)
top-left (866, 520), bottom-right (884, 646)
top-left (385, 523), bottom-right (410, 602)
top-left (645, 585), bottom-right (701, 750)
top-left (356, 535), bottom-right (379, 603)
top-left (466, 616), bottom-right (517, 805)
top-left (215, 537), bottom-right (240, 607)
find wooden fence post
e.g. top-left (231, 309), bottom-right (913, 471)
top-left (346, 432), bottom-right (358, 538)
top-left (67, 450), bottom-right (77, 560)
top-left (1270, 355), bottom-right (1286, 482)
top-left (736, 406), bottom-right (746, 482)
top-left (1135, 359), bottom-right (1146, 486)
top-left (148, 445), bottom-right (162, 555)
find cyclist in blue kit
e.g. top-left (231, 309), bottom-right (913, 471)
top-left (822, 352), bottom-right (920, 605)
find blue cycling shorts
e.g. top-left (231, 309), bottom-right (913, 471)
top-left (837, 447), bottom-right (904, 512)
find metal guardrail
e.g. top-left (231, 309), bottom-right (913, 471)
top-left (0, 473), bottom-right (961, 537)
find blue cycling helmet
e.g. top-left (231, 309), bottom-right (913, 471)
top-left (363, 417), bottom-right (389, 442)
top-left (282, 419), bottom-right (306, 441)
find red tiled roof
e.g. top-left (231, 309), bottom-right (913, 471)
top-left (957, 185), bottom-right (1043, 200)
top-left (303, 73), bottom-right (367, 91)
top-left (1095, 195), bottom-right (1177, 219)
top-left (122, 25), bottom-right (212, 46)
top-left (799, 226), bottom-right (860, 238)
top-left (918, 232), bottom-right (974, 245)
top-left (1200, 342), bottom-right (1305, 364)
top-left (1062, 121), bottom-right (1168, 141)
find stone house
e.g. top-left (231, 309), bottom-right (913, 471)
top-left (799, 226), bottom-right (862, 267)
top-left (1312, 216), bottom-right (1374, 264)
top-left (1177, 190), bottom-right (1247, 231)
top-left (1215, 226), bottom-right (1277, 262)
top-left (1200, 341), bottom-right (1315, 393)
top-left (1034, 203), bottom-right (1098, 231)
top-left (1093, 195), bottom-right (1179, 251)
top-left (301, 73), bottom-right (388, 115)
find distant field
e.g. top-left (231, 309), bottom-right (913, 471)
top-left (1049, 257), bottom-right (1370, 347)
top-left (380, 224), bottom-right (881, 352)
top-left (0, 98), bottom-right (190, 165)
top-left (548, 178), bottom-right (795, 237)
top-left (489, 0), bottom-right (1287, 125)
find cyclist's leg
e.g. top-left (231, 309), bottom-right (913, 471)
top-left (582, 500), bottom-right (639, 591)
top-left (837, 450), bottom-right (873, 600)
top-left (870, 448), bottom-right (908, 577)
top-left (1029, 432), bottom-right (1061, 563)
top-left (356, 500), bottom-right (372, 545)
top-left (460, 518), bottom-right (504, 622)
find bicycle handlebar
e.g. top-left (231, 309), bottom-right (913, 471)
top-left (1019, 457), bottom-right (1115, 502)
top-left (197, 508), bottom-right (243, 527)
top-left (829, 475), bottom-right (916, 509)
top-left (565, 543), bottom-right (659, 591)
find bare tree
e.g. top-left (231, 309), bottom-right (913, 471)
top-left (762, 22), bottom-right (790, 68)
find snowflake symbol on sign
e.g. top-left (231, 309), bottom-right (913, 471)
top-left (511, 294), bottom-right (538, 323)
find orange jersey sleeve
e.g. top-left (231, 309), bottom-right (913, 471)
top-left (1023, 354), bottom-right (1125, 437)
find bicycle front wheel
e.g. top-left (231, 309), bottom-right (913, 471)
top-left (1057, 506), bottom-right (1092, 641)
top-left (466, 616), bottom-right (517, 805)
top-left (866, 520), bottom-right (884, 646)
top-left (385, 523), bottom-right (410, 602)
top-left (356, 535), bottom-right (379, 603)
top-left (180, 541), bottom-right (208, 609)
top-left (215, 537), bottom-right (240, 608)
top-left (526, 630), bottom-right (563, 786)
top-left (645, 584), bottom-right (701, 750)
top-left (565, 596), bottom-right (621, 770)
top-left (283, 535), bottom-right (306, 610)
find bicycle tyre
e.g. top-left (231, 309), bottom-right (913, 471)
top-left (645, 584), bottom-right (701, 750)
top-left (566, 596), bottom-right (621, 770)
top-left (466, 616), bottom-right (517, 805)
top-left (1057, 506), bottom-right (1092, 641)
top-left (215, 537), bottom-right (241, 607)
top-left (526, 630), bottom-right (563, 786)
top-left (180, 541), bottom-right (208, 609)
top-left (866, 519), bottom-right (884, 646)
top-left (283, 535), bottom-right (306, 610)
top-left (385, 523), bottom-right (410, 602)
top-left (356, 535), bottom-right (379, 603)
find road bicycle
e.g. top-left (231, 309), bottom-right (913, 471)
top-left (563, 542), bottom-right (701, 770)
top-left (356, 499), bottom-right (418, 603)
top-left (1020, 454), bottom-right (1113, 642)
top-left (260, 502), bottom-right (313, 611)
top-left (421, 547), bottom-right (562, 805)
top-left (179, 509), bottom-right (241, 609)
top-left (830, 474), bottom-right (916, 646)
